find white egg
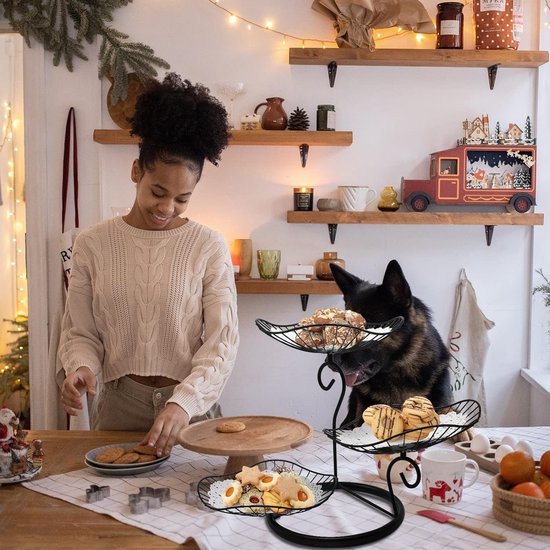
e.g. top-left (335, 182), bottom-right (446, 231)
top-left (500, 435), bottom-right (517, 449)
top-left (515, 439), bottom-right (534, 457)
top-left (470, 433), bottom-right (490, 454)
top-left (495, 444), bottom-right (514, 463)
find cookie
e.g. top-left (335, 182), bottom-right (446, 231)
top-left (133, 445), bottom-right (158, 456)
top-left (95, 446), bottom-right (126, 464)
top-left (371, 405), bottom-right (405, 440)
top-left (216, 421), bottom-right (246, 433)
top-left (401, 396), bottom-right (435, 420)
top-left (362, 404), bottom-right (387, 426)
top-left (137, 453), bottom-right (157, 463)
top-left (112, 451), bottom-right (140, 464)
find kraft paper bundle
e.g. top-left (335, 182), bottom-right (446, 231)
top-left (312, 0), bottom-right (435, 49)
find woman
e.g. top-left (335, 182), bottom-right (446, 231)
top-left (59, 73), bottom-right (239, 457)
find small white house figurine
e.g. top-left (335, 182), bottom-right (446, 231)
top-left (240, 113), bottom-right (261, 130)
top-left (459, 114), bottom-right (535, 146)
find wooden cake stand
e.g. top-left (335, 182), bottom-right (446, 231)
top-left (177, 415), bottom-right (313, 474)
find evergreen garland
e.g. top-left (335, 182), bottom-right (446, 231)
top-left (1, 0), bottom-right (170, 103)
top-left (0, 317), bottom-right (29, 420)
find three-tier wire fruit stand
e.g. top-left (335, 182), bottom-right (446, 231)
top-left (198, 317), bottom-right (480, 547)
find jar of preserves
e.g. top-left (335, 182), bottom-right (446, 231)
top-left (436, 2), bottom-right (464, 49)
top-left (316, 105), bottom-right (336, 131)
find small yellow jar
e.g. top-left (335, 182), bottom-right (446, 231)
top-left (377, 186), bottom-right (400, 212)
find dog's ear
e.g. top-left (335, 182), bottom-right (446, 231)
top-left (330, 263), bottom-right (363, 296)
top-left (382, 260), bottom-right (412, 309)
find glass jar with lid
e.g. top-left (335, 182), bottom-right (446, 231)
top-left (436, 2), bottom-right (464, 49)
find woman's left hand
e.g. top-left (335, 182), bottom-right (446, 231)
top-left (140, 403), bottom-right (190, 456)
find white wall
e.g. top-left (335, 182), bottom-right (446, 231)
top-left (27, 0), bottom-right (550, 429)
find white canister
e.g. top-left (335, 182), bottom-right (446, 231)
top-left (338, 186), bottom-right (377, 211)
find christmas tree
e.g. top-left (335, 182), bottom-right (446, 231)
top-left (0, 317), bottom-right (29, 424)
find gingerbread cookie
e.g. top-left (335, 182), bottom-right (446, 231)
top-left (95, 447), bottom-right (126, 464)
top-left (113, 451), bottom-right (140, 464)
top-left (216, 421), bottom-right (246, 433)
top-left (132, 445), bottom-right (158, 456)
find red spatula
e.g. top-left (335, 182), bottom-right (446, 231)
top-left (417, 509), bottom-right (507, 542)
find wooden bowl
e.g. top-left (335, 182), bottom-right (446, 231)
top-left (490, 474), bottom-right (550, 535)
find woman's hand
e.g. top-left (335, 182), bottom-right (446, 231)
top-left (61, 366), bottom-right (96, 415)
top-left (141, 403), bottom-right (190, 457)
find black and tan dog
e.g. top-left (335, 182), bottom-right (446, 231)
top-left (330, 260), bottom-right (453, 427)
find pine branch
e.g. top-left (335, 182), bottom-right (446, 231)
top-left (1, 0), bottom-right (170, 102)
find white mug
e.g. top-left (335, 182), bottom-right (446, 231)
top-left (421, 449), bottom-right (479, 505)
top-left (338, 186), bottom-right (377, 211)
top-left (376, 450), bottom-right (423, 484)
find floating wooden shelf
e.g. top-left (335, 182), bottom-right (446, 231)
top-left (236, 278), bottom-right (339, 310)
top-left (287, 210), bottom-right (544, 246)
top-left (289, 48), bottom-right (549, 89)
top-left (93, 129), bottom-right (353, 146)
top-left (93, 129), bottom-right (352, 167)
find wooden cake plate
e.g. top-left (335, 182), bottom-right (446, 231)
top-left (177, 415), bottom-right (313, 474)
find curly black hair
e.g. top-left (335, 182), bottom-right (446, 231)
top-left (131, 73), bottom-right (230, 179)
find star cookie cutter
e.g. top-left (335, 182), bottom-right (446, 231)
top-left (128, 487), bottom-right (171, 514)
top-left (85, 484), bottom-right (111, 503)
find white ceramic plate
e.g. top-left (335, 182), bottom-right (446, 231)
top-left (85, 442), bottom-right (168, 469)
top-left (0, 465), bottom-right (42, 485)
top-left (84, 458), bottom-right (167, 476)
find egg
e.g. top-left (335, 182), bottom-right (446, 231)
top-left (515, 439), bottom-right (534, 457)
top-left (500, 435), bottom-right (517, 449)
top-left (470, 433), bottom-right (490, 454)
top-left (495, 444), bottom-right (514, 463)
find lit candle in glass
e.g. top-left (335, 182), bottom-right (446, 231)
top-left (293, 187), bottom-right (314, 211)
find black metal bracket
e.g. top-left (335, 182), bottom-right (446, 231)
top-left (485, 225), bottom-right (495, 246)
top-left (487, 64), bottom-right (500, 90)
top-left (328, 223), bottom-right (338, 244)
top-left (328, 61), bottom-right (338, 87)
top-left (299, 143), bottom-right (309, 167)
top-left (300, 294), bottom-right (309, 311)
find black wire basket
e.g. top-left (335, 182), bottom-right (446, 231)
top-left (197, 459), bottom-right (336, 517)
top-left (323, 399), bottom-right (481, 455)
top-left (256, 316), bottom-right (404, 354)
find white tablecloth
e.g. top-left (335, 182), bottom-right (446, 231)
top-left (24, 426), bottom-right (550, 549)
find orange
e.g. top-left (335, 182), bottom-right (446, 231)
top-left (533, 470), bottom-right (550, 486)
top-left (499, 450), bottom-right (536, 485)
top-left (540, 450), bottom-right (550, 477)
top-left (511, 482), bottom-right (545, 499)
top-left (540, 481), bottom-right (550, 499)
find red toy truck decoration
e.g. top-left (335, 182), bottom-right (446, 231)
top-left (402, 116), bottom-right (537, 213)
top-left (402, 144), bottom-right (536, 213)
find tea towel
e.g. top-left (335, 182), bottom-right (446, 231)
top-left (448, 269), bottom-right (495, 426)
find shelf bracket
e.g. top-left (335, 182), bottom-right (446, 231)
top-left (299, 143), bottom-right (309, 167)
top-left (487, 64), bottom-right (500, 90)
top-left (328, 61), bottom-right (337, 87)
top-left (328, 223), bottom-right (338, 244)
top-left (300, 294), bottom-right (309, 311)
top-left (484, 225), bottom-right (495, 246)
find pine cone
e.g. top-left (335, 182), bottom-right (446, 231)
top-left (288, 107), bottom-right (310, 131)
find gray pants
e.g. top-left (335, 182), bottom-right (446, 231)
top-left (91, 375), bottom-right (221, 431)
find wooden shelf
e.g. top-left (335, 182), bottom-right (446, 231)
top-left (287, 210), bottom-right (544, 225)
top-left (287, 210), bottom-right (544, 246)
top-left (93, 129), bottom-right (353, 147)
top-left (289, 48), bottom-right (549, 68)
top-left (236, 278), bottom-right (339, 310)
top-left (289, 48), bottom-right (548, 89)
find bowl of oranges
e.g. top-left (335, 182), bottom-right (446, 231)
top-left (490, 449), bottom-right (550, 534)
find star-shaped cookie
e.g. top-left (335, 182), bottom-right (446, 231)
top-left (235, 465), bottom-right (262, 486)
top-left (273, 474), bottom-right (302, 502)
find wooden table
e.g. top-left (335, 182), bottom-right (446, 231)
top-left (0, 430), bottom-right (199, 549)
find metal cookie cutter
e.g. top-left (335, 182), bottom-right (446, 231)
top-left (85, 484), bottom-right (111, 503)
top-left (128, 487), bottom-right (171, 514)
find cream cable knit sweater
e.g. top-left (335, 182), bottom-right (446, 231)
top-left (58, 217), bottom-right (239, 419)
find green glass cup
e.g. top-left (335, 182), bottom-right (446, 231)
top-left (257, 249), bottom-right (281, 280)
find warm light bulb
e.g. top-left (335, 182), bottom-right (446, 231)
top-left (12, 119), bottom-right (19, 129)
top-left (228, 14), bottom-right (237, 24)
top-left (15, 222), bottom-right (23, 231)
top-left (265, 20), bottom-right (273, 29)
top-left (416, 33), bottom-right (425, 43)
top-left (247, 24), bottom-right (251, 30)
top-left (376, 32), bottom-right (382, 39)
top-left (282, 35), bottom-right (286, 45)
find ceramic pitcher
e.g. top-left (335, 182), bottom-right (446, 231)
top-left (254, 97), bottom-right (288, 130)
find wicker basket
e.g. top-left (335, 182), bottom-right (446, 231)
top-left (490, 475), bottom-right (550, 535)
